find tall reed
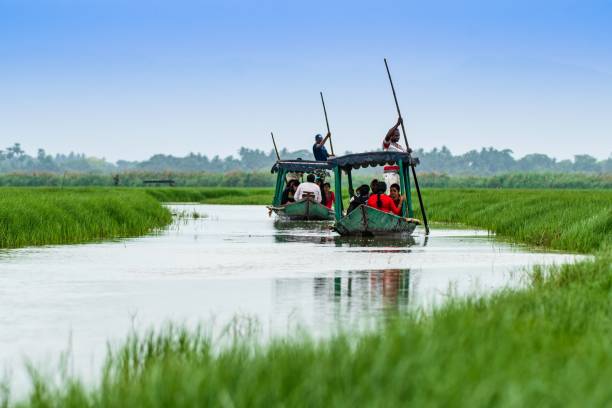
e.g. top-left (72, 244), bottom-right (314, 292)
top-left (0, 188), bottom-right (172, 248)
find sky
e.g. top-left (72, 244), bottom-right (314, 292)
top-left (0, 0), bottom-right (611, 162)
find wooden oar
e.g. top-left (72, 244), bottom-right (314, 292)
top-left (271, 131), bottom-right (281, 161)
top-left (319, 91), bottom-right (335, 156)
top-left (384, 58), bottom-right (430, 234)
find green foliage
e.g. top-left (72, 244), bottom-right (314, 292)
top-left (141, 187), bottom-right (611, 253)
top-left (1, 142), bottom-right (611, 174)
top-left (11, 254), bottom-right (612, 407)
top-left (0, 188), bottom-right (172, 248)
top-left (418, 189), bottom-right (612, 253)
top-left (1, 187), bottom-right (611, 406)
top-left (144, 187), bottom-right (272, 205)
top-left (0, 171), bottom-right (610, 189)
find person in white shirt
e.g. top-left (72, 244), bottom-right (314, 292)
top-left (294, 174), bottom-right (322, 203)
top-left (382, 117), bottom-right (406, 194)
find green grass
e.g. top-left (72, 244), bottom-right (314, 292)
top-left (1, 186), bottom-right (611, 406)
top-left (419, 189), bottom-right (612, 253)
top-left (143, 187), bottom-right (611, 253)
top-left (143, 187), bottom-right (272, 205)
top-left (13, 253), bottom-right (612, 407)
top-left (0, 188), bottom-right (172, 248)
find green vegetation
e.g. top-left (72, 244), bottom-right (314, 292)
top-left (3, 186), bottom-right (606, 253)
top-left (144, 187), bottom-right (272, 205)
top-left (14, 254), bottom-right (612, 407)
top-left (419, 189), bottom-right (612, 253)
top-left (2, 142), bottom-right (611, 174)
top-left (0, 188), bottom-right (172, 248)
top-left (1, 171), bottom-right (611, 189)
top-left (1, 186), bottom-right (610, 406)
top-left (141, 187), bottom-right (611, 253)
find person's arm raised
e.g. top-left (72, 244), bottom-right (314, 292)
top-left (316, 132), bottom-right (332, 148)
top-left (384, 117), bottom-right (403, 142)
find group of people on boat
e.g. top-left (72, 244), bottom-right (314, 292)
top-left (278, 116), bottom-right (408, 215)
top-left (281, 173), bottom-right (335, 209)
top-left (312, 117), bottom-right (406, 193)
top-left (347, 179), bottom-right (406, 215)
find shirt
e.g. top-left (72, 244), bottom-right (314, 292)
top-left (382, 140), bottom-right (405, 171)
top-left (347, 195), bottom-right (369, 214)
top-left (294, 182), bottom-right (322, 203)
top-left (324, 191), bottom-right (335, 209)
top-left (281, 187), bottom-right (295, 205)
top-left (313, 143), bottom-right (329, 161)
top-left (367, 193), bottom-right (402, 216)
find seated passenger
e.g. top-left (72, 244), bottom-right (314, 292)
top-left (322, 182), bottom-right (335, 209)
top-left (281, 180), bottom-right (298, 205)
top-left (316, 178), bottom-right (327, 207)
top-left (347, 184), bottom-right (370, 214)
top-left (369, 179), bottom-right (379, 197)
top-left (294, 174), bottom-right (322, 203)
top-left (389, 183), bottom-right (401, 207)
top-left (366, 181), bottom-right (404, 215)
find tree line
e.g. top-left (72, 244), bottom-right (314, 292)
top-left (0, 142), bottom-right (610, 175)
top-left (0, 171), bottom-right (609, 189)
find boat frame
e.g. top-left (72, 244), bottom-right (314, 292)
top-left (269, 159), bottom-right (334, 221)
top-left (330, 151), bottom-right (422, 236)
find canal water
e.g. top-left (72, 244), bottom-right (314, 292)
top-left (0, 204), bottom-right (584, 389)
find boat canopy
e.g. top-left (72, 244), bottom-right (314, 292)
top-left (331, 151), bottom-right (419, 171)
top-left (271, 159), bottom-right (333, 174)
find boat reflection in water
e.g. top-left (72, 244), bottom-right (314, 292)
top-left (313, 269), bottom-right (411, 313)
top-left (271, 269), bottom-right (413, 334)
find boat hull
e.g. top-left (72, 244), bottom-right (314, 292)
top-left (268, 199), bottom-right (334, 221)
top-left (334, 205), bottom-right (418, 236)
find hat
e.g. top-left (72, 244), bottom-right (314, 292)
top-left (315, 134), bottom-right (323, 141)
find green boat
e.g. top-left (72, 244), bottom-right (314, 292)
top-left (335, 204), bottom-right (419, 236)
top-left (267, 198), bottom-right (334, 221)
top-left (329, 151), bottom-right (426, 236)
top-left (269, 159), bottom-right (334, 221)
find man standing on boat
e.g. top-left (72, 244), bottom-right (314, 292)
top-left (313, 132), bottom-right (332, 161)
top-left (382, 117), bottom-right (406, 193)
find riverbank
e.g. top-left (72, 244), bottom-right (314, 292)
top-left (143, 187), bottom-right (610, 253)
top-left (1, 187), bottom-right (610, 406)
top-left (1, 187), bottom-right (609, 253)
top-left (0, 188), bottom-right (171, 248)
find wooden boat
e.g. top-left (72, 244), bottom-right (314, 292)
top-left (268, 197), bottom-right (334, 221)
top-left (334, 204), bottom-right (419, 236)
top-left (329, 151), bottom-right (425, 236)
top-left (268, 159), bottom-right (334, 221)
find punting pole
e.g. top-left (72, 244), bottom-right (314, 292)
top-left (383, 58), bottom-right (430, 234)
top-left (271, 131), bottom-right (281, 161)
top-left (320, 91), bottom-right (335, 156)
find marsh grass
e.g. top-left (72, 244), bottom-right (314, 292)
top-left (145, 187), bottom-right (611, 253)
top-left (2, 187), bottom-right (611, 407)
top-left (0, 188), bottom-right (172, 248)
top-left (10, 253), bottom-right (612, 407)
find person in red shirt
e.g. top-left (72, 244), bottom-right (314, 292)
top-left (367, 181), bottom-right (405, 216)
top-left (322, 182), bottom-right (335, 209)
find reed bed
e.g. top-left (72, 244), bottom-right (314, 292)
top-left (13, 253), bottom-right (612, 407)
top-left (144, 187), bottom-right (611, 253)
top-left (2, 186), bottom-right (611, 406)
top-left (419, 189), bottom-right (612, 253)
top-left (0, 188), bottom-right (172, 248)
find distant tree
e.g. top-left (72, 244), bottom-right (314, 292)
top-left (573, 155), bottom-right (599, 172)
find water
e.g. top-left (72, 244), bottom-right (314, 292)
top-left (0, 204), bottom-right (584, 389)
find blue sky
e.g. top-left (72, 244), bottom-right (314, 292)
top-left (1, 0), bottom-right (611, 161)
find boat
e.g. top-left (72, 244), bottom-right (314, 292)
top-left (334, 204), bottom-right (420, 236)
top-left (268, 197), bottom-right (334, 221)
top-left (329, 151), bottom-right (424, 236)
top-left (268, 159), bottom-right (335, 221)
